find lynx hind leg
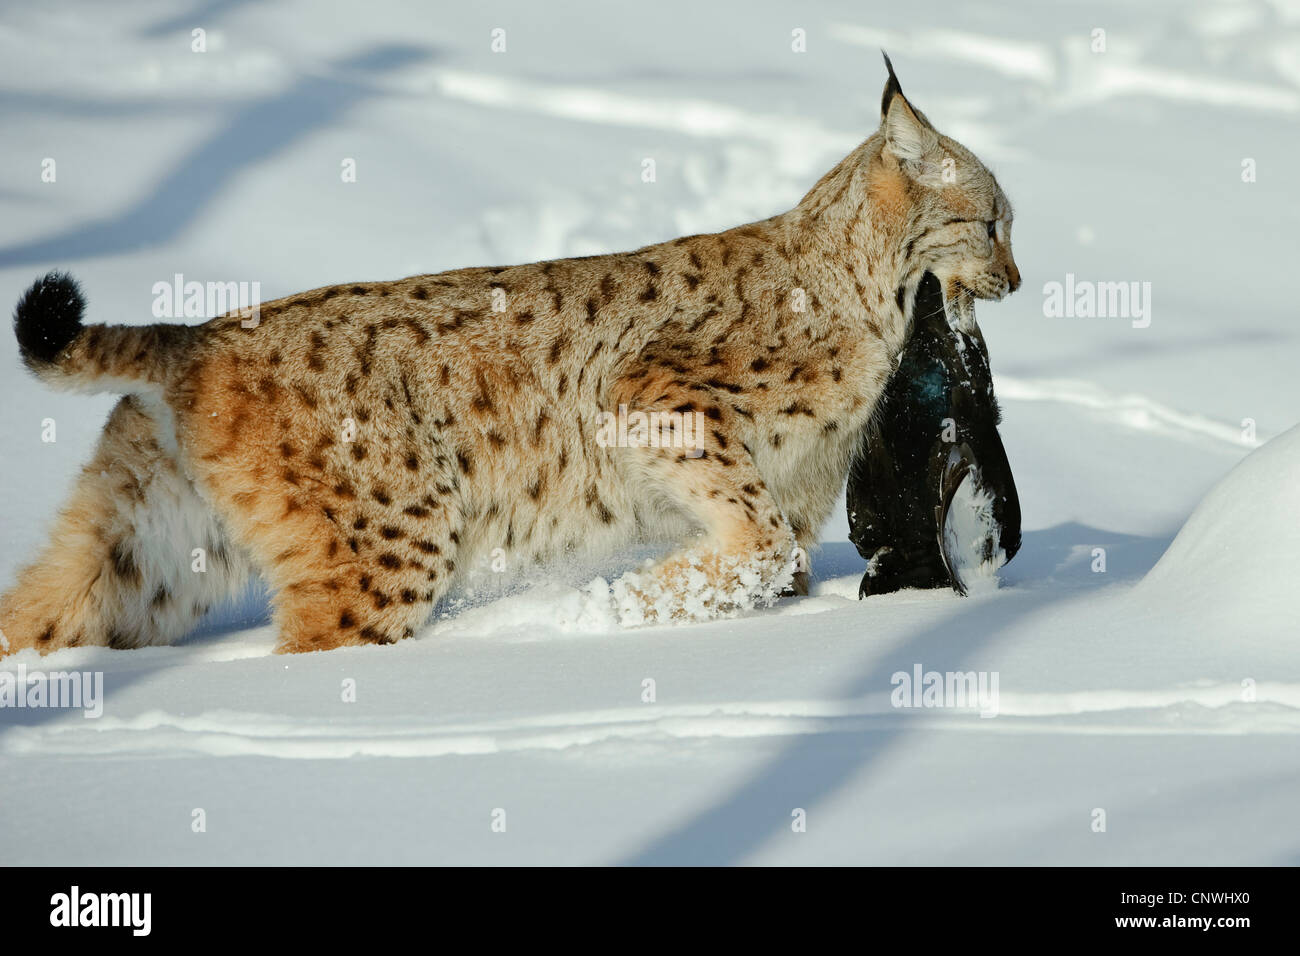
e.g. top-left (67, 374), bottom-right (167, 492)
top-left (185, 417), bottom-right (462, 654)
top-left (258, 488), bottom-right (462, 654)
top-left (0, 397), bottom-right (250, 656)
top-left (265, 513), bottom-right (458, 654)
top-left (609, 384), bottom-right (798, 625)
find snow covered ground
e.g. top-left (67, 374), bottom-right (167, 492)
top-left (2, 0), bottom-right (1298, 864)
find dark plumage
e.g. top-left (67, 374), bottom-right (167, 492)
top-left (847, 271), bottom-right (1021, 596)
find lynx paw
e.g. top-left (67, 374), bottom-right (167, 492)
top-left (611, 544), bottom-right (798, 626)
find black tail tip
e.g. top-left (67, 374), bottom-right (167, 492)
top-left (14, 270), bottom-right (85, 366)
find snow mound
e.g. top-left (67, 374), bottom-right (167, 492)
top-left (1135, 422), bottom-right (1300, 637)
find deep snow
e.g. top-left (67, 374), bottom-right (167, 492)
top-left (1, 0), bottom-right (1298, 865)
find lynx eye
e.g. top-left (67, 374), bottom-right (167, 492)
top-left (986, 221), bottom-right (997, 239)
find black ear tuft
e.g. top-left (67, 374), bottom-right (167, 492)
top-left (881, 50), bottom-right (904, 118)
top-left (13, 270), bottom-right (85, 367)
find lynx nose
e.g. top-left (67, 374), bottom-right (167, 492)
top-left (1006, 261), bottom-right (1021, 293)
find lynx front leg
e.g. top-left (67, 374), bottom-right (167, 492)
top-left (0, 397), bottom-right (249, 656)
top-left (609, 387), bottom-right (798, 625)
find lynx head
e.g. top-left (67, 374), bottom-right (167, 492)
top-left (875, 55), bottom-right (1020, 327)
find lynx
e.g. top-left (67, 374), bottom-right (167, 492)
top-left (1, 58), bottom-right (1019, 656)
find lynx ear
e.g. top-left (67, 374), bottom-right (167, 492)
top-left (880, 51), bottom-right (905, 119)
top-left (880, 52), bottom-right (939, 164)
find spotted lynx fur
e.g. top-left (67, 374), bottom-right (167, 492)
top-left (1, 59), bottom-right (1019, 656)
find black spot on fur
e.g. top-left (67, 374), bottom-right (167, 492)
top-left (14, 271), bottom-right (85, 367)
top-left (110, 541), bottom-right (140, 585)
top-left (360, 625), bottom-right (391, 643)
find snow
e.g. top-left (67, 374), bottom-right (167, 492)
top-left (1135, 423), bottom-right (1300, 642)
top-left (2, 0), bottom-right (1299, 864)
